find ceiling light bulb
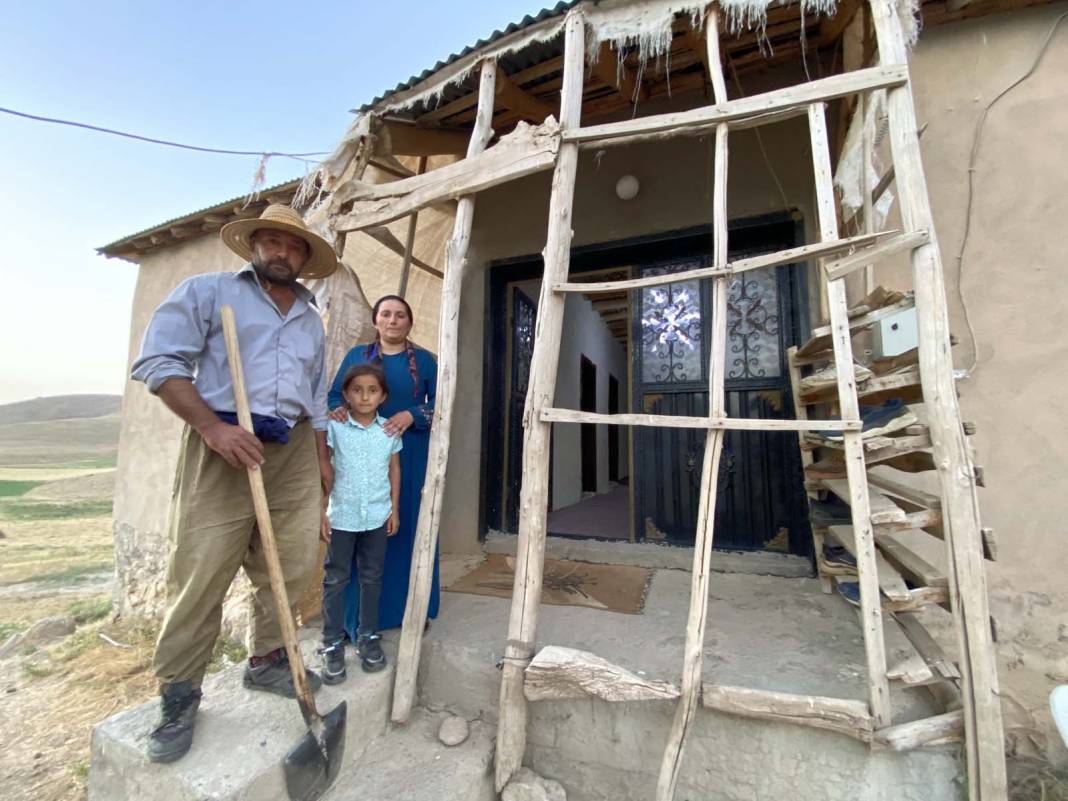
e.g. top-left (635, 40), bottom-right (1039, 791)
top-left (615, 174), bottom-right (640, 200)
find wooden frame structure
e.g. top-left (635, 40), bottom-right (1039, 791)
top-left (320, 2), bottom-right (1007, 799)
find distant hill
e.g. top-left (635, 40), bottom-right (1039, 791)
top-left (0, 395), bottom-right (121, 425)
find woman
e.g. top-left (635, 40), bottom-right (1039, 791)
top-left (327, 295), bottom-right (438, 640)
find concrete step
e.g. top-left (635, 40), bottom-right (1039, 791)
top-left (89, 639), bottom-right (392, 801)
top-left (322, 708), bottom-right (494, 801)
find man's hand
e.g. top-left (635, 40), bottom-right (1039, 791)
top-left (319, 458), bottom-right (334, 497)
top-left (329, 406), bottom-right (349, 423)
top-left (387, 511), bottom-right (400, 536)
top-left (199, 420), bottom-right (264, 469)
top-left (320, 511), bottom-right (332, 543)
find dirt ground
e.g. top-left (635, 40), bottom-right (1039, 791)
top-left (0, 465), bottom-right (160, 801)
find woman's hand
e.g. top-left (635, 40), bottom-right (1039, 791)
top-left (329, 406), bottom-right (349, 423)
top-left (387, 511), bottom-right (400, 536)
top-left (382, 410), bottom-right (414, 438)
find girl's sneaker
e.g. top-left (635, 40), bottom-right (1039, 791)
top-left (318, 641), bottom-right (347, 685)
top-left (356, 633), bottom-right (386, 673)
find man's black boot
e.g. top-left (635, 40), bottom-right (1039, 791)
top-left (147, 681), bottom-right (202, 763)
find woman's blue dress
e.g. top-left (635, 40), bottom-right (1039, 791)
top-left (327, 344), bottom-right (439, 639)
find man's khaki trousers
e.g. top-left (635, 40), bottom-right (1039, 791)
top-left (153, 421), bottom-right (320, 687)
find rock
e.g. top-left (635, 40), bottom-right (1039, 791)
top-left (0, 528), bottom-right (7, 538)
top-left (438, 714), bottom-right (469, 747)
top-left (502, 767), bottom-right (567, 801)
top-left (22, 616), bottom-right (76, 646)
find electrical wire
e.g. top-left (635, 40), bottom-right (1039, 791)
top-left (0, 105), bottom-right (328, 163)
top-left (955, 11), bottom-right (1068, 376)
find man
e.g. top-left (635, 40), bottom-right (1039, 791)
top-left (131, 204), bottom-right (337, 763)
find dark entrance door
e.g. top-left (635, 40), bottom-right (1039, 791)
top-left (634, 228), bottom-right (807, 553)
top-left (505, 287), bottom-right (537, 532)
top-left (483, 217), bottom-right (808, 554)
top-left (580, 356), bottom-right (597, 493)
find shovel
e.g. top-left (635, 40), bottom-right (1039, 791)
top-left (221, 305), bottom-right (346, 801)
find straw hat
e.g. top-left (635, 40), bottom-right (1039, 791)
top-left (221, 204), bottom-right (338, 280)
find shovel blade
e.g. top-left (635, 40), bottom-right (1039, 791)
top-left (282, 702), bottom-right (347, 801)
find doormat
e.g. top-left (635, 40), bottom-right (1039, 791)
top-left (446, 553), bottom-right (651, 614)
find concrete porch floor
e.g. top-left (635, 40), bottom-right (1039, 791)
top-left (430, 548), bottom-right (939, 724)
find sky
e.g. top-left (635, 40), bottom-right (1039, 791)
top-left (0, 0), bottom-right (545, 404)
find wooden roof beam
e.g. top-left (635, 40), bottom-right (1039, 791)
top-left (495, 68), bottom-right (557, 123)
top-left (590, 42), bottom-right (648, 106)
top-left (379, 120), bottom-right (469, 156)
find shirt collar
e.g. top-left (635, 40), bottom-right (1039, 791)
top-left (344, 413), bottom-right (386, 431)
top-left (237, 263), bottom-right (317, 307)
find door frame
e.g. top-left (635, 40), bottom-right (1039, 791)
top-left (480, 212), bottom-right (812, 542)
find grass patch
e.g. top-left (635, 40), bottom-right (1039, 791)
top-left (0, 479), bottom-right (44, 497)
top-left (207, 637), bottom-right (248, 674)
top-left (70, 758), bottom-right (90, 785)
top-left (22, 661), bottom-right (54, 679)
top-left (0, 498), bottom-right (113, 521)
top-left (4, 562), bottom-right (112, 588)
top-left (68, 596), bottom-right (113, 624)
top-left (0, 620), bottom-right (27, 640)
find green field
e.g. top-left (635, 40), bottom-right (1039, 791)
top-left (0, 480), bottom-right (45, 497)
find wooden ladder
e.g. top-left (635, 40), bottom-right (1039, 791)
top-left (351, 3), bottom-right (1006, 800)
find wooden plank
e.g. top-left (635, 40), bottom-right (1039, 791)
top-left (378, 120), bottom-right (470, 156)
top-left (883, 612), bottom-right (937, 685)
top-left (810, 101), bottom-right (892, 727)
top-left (800, 368), bottom-right (923, 406)
top-left (656, 19), bottom-right (731, 797)
top-left (334, 120), bottom-right (559, 232)
top-left (824, 230), bottom-right (930, 281)
top-left (701, 683), bottom-right (873, 743)
top-left (874, 710), bottom-right (965, 751)
top-left (827, 526), bottom-right (910, 602)
top-left (392, 59), bottom-right (498, 726)
top-left (883, 586), bottom-right (950, 612)
top-left (540, 408), bottom-right (861, 432)
top-left (565, 64), bottom-right (909, 148)
top-left (554, 231), bottom-right (893, 295)
top-left (795, 295), bottom-right (915, 357)
top-left (877, 532), bottom-right (948, 588)
top-left (868, 473), bottom-right (942, 510)
top-left (820, 478), bottom-right (908, 525)
top-left (495, 14), bottom-right (585, 793)
top-left (871, 4), bottom-right (1007, 794)
top-left (524, 646), bottom-right (680, 703)
top-left (893, 611), bottom-right (961, 680)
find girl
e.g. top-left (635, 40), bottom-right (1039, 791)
top-left (319, 363), bottom-right (401, 681)
top-left (327, 296), bottom-right (439, 640)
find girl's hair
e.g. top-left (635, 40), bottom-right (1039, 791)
top-left (366, 295), bottom-right (421, 398)
top-left (341, 363), bottom-right (389, 396)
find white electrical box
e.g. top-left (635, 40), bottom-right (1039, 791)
top-left (872, 306), bottom-right (918, 358)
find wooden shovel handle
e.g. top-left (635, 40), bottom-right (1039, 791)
top-left (220, 305), bottom-right (319, 722)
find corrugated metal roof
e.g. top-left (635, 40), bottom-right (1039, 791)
top-left (97, 178), bottom-right (302, 256)
top-left (357, 2), bottom-right (579, 112)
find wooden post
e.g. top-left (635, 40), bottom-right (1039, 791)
top-left (397, 156), bottom-right (429, 297)
top-left (808, 102), bottom-right (892, 728)
top-left (869, 2), bottom-right (1007, 796)
top-left (655, 12), bottom-right (729, 800)
top-left (860, 93), bottom-right (876, 293)
top-left (494, 12), bottom-right (585, 792)
top-left (390, 59), bottom-right (497, 725)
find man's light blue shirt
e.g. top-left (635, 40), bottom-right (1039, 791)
top-left (130, 264), bottom-right (328, 430)
top-left (327, 414), bottom-right (402, 532)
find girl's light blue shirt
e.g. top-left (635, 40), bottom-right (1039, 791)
top-left (326, 414), bottom-right (402, 532)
